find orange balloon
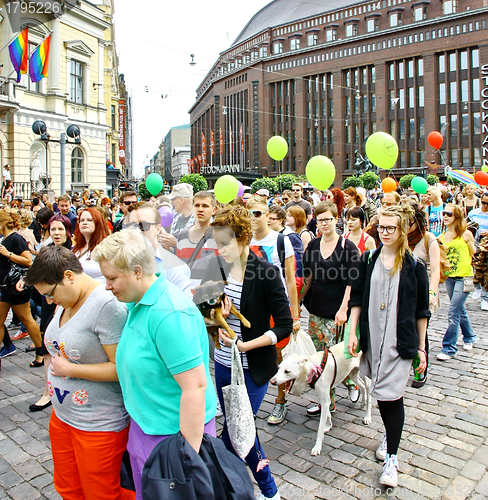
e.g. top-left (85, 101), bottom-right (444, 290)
top-left (382, 177), bottom-right (397, 193)
top-left (474, 171), bottom-right (488, 186)
top-left (428, 131), bottom-right (443, 150)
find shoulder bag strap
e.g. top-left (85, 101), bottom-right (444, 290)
top-left (187, 228), bottom-right (211, 269)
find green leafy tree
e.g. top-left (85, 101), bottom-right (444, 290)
top-left (138, 181), bottom-right (151, 200)
top-left (178, 174), bottom-right (208, 193)
top-left (427, 174), bottom-right (439, 186)
top-left (274, 174), bottom-right (297, 192)
top-left (399, 174), bottom-right (415, 189)
top-left (447, 175), bottom-right (461, 186)
top-left (250, 177), bottom-right (278, 194)
top-left (360, 171), bottom-right (380, 190)
top-left (342, 176), bottom-right (363, 189)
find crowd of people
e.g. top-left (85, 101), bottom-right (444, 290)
top-left (0, 176), bottom-right (486, 499)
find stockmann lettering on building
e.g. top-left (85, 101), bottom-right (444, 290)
top-left (201, 165), bottom-right (243, 175)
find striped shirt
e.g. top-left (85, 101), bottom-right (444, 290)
top-left (214, 276), bottom-right (248, 369)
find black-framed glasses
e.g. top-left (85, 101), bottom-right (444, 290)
top-left (123, 200), bottom-right (137, 206)
top-left (317, 217), bottom-right (335, 224)
top-left (443, 211), bottom-right (454, 217)
top-left (42, 283), bottom-right (58, 299)
top-left (249, 210), bottom-right (266, 218)
top-left (292, 188), bottom-right (301, 192)
top-left (376, 225), bottom-right (398, 234)
top-left (126, 221), bottom-right (158, 232)
top-left (268, 216), bottom-right (279, 221)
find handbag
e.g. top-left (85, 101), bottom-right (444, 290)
top-left (281, 328), bottom-right (316, 358)
top-left (221, 340), bottom-right (256, 460)
top-left (3, 263), bottom-right (29, 295)
top-left (463, 276), bottom-right (475, 293)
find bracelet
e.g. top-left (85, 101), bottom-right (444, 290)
top-left (429, 290), bottom-right (436, 296)
top-left (292, 317), bottom-right (300, 321)
top-left (418, 348), bottom-right (427, 355)
top-left (8, 252), bottom-right (12, 260)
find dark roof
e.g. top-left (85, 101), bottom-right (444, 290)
top-left (232, 0), bottom-right (364, 47)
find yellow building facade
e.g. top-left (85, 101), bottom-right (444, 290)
top-left (0, 0), bottom-right (122, 198)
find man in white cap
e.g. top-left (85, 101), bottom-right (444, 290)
top-left (158, 183), bottom-right (194, 250)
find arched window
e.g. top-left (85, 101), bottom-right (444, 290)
top-left (71, 147), bottom-right (84, 183)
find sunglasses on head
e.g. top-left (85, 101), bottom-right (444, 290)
top-left (123, 200), bottom-right (136, 206)
top-left (249, 210), bottom-right (265, 218)
top-left (126, 221), bottom-right (157, 232)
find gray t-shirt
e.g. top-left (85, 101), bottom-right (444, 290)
top-left (45, 286), bottom-right (129, 432)
top-left (285, 199), bottom-right (313, 217)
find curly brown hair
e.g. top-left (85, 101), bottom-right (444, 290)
top-left (210, 205), bottom-right (253, 245)
top-left (0, 207), bottom-right (20, 231)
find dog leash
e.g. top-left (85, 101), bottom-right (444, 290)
top-left (308, 348), bottom-right (338, 389)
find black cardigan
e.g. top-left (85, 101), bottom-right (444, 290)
top-left (202, 250), bottom-right (293, 386)
top-left (349, 247), bottom-right (430, 359)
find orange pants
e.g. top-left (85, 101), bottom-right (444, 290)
top-left (49, 410), bottom-right (135, 500)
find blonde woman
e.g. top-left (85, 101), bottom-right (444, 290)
top-left (462, 183), bottom-right (480, 217)
top-left (437, 204), bottom-right (476, 360)
top-left (348, 204), bottom-right (429, 488)
top-left (18, 209), bottom-right (37, 254)
top-left (426, 187), bottom-right (444, 237)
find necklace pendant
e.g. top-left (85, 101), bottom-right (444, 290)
top-left (380, 301), bottom-right (385, 310)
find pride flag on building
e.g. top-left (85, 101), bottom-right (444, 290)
top-left (8, 28), bottom-right (28, 82)
top-left (29, 34), bottom-right (51, 83)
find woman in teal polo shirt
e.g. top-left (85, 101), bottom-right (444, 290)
top-left (93, 229), bottom-right (217, 500)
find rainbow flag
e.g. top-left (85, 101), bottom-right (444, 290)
top-left (8, 28), bottom-right (29, 82)
top-left (29, 35), bottom-right (51, 83)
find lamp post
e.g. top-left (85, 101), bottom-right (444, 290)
top-left (32, 120), bottom-right (81, 195)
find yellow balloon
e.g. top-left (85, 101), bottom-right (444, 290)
top-left (365, 132), bottom-right (399, 170)
top-left (306, 156), bottom-right (336, 190)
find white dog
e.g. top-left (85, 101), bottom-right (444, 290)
top-left (271, 342), bottom-right (372, 456)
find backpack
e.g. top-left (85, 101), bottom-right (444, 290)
top-left (277, 231), bottom-right (304, 295)
top-left (429, 235), bottom-right (450, 283)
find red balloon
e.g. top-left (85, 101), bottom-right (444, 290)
top-left (381, 177), bottom-right (397, 193)
top-left (428, 131), bottom-right (443, 150)
top-left (474, 171), bottom-right (488, 186)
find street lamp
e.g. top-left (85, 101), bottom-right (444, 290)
top-left (32, 120), bottom-right (81, 195)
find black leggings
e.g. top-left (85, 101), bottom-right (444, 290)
top-left (377, 397), bottom-right (404, 456)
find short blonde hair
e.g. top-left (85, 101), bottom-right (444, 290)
top-left (246, 195), bottom-right (268, 210)
top-left (92, 229), bottom-right (155, 275)
top-left (18, 209), bottom-right (33, 228)
top-left (427, 186), bottom-right (441, 202)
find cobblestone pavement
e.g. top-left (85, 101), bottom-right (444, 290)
top-left (0, 285), bottom-right (487, 499)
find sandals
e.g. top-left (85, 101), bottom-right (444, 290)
top-left (30, 358), bottom-right (44, 368)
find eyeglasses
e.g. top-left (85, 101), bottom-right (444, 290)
top-left (382, 201), bottom-right (394, 206)
top-left (249, 210), bottom-right (266, 218)
top-left (443, 211), bottom-right (454, 217)
top-left (292, 188), bottom-right (301, 192)
top-left (268, 217), bottom-right (279, 221)
top-left (126, 221), bottom-right (158, 231)
top-left (282, 197), bottom-right (289, 201)
top-left (123, 200), bottom-right (137, 206)
top-left (316, 217), bottom-right (335, 224)
top-left (376, 225), bottom-right (398, 234)
top-left (42, 283), bottom-right (58, 299)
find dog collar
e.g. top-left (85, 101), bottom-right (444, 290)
top-left (307, 348), bottom-right (338, 390)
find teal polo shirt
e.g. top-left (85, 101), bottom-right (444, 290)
top-left (116, 274), bottom-right (216, 435)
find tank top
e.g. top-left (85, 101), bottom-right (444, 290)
top-left (439, 233), bottom-right (473, 277)
top-left (344, 230), bottom-right (369, 254)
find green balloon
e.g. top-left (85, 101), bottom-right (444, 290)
top-left (482, 165), bottom-right (488, 173)
top-left (306, 156), bottom-right (336, 190)
top-left (146, 173), bottom-right (164, 196)
top-left (214, 175), bottom-right (239, 204)
top-left (411, 176), bottom-right (429, 195)
top-left (365, 132), bottom-right (399, 170)
top-left (266, 136), bottom-right (288, 161)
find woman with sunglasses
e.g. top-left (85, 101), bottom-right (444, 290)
top-left (23, 246), bottom-right (134, 500)
top-left (348, 204), bottom-right (429, 488)
top-left (300, 201), bottom-right (361, 414)
top-left (72, 207), bottom-right (110, 284)
top-left (406, 204), bottom-right (441, 388)
top-left (437, 204), bottom-right (476, 361)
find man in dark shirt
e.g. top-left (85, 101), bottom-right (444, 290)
top-left (285, 183), bottom-right (313, 222)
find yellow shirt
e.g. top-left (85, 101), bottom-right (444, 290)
top-left (439, 233), bottom-right (473, 277)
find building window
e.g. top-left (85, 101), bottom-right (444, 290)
top-left (450, 81), bottom-right (457, 103)
top-left (472, 49), bottom-right (479, 68)
top-left (326, 28), bottom-right (337, 41)
top-left (449, 52), bottom-right (456, 71)
top-left (273, 42), bottom-right (283, 54)
top-left (70, 60), bottom-right (83, 104)
top-left (370, 67), bottom-right (376, 84)
top-left (307, 33), bottom-right (318, 46)
top-left (399, 119), bottom-right (405, 140)
top-left (450, 114), bottom-right (457, 136)
top-left (414, 6), bottom-right (427, 22)
top-left (367, 18), bottom-right (379, 32)
top-left (371, 93), bottom-right (376, 113)
top-left (443, 0), bottom-right (457, 15)
top-left (418, 58), bottom-right (424, 77)
top-left (399, 88), bottom-right (405, 109)
top-left (390, 12), bottom-right (402, 27)
top-left (290, 38), bottom-right (300, 50)
top-left (112, 143), bottom-right (116, 163)
top-left (439, 83), bottom-right (446, 105)
top-left (438, 54), bottom-right (445, 73)
top-left (259, 46), bottom-right (268, 58)
top-left (460, 51), bottom-right (468, 70)
top-left (418, 86), bottom-right (424, 107)
top-left (461, 80), bottom-right (469, 102)
top-left (473, 79), bottom-right (480, 101)
top-left (409, 118), bottom-right (415, 138)
top-left (71, 147), bottom-right (83, 183)
top-left (398, 62), bottom-right (404, 79)
top-left (461, 114), bottom-right (469, 135)
top-left (346, 23), bottom-right (358, 37)
top-left (345, 96), bottom-right (351, 115)
top-left (111, 105), bottom-right (116, 130)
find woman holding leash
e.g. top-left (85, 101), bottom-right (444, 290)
top-left (202, 205), bottom-right (292, 500)
top-left (299, 201), bottom-right (361, 415)
top-left (348, 204), bottom-right (430, 488)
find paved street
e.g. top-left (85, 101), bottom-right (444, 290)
top-left (0, 285), bottom-right (487, 500)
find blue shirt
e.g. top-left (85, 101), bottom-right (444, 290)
top-left (116, 274), bottom-right (216, 435)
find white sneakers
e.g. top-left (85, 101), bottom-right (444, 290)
top-left (256, 490), bottom-right (280, 500)
top-left (436, 352), bottom-right (456, 361)
top-left (463, 343), bottom-right (474, 351)
top-left (473, 288), bottom-right (482, 301)
top-left (376, 434), bottom-right (388, 461)
top-left (380, 454), bottom-right (398, 487)
top-left (481, 300), bottom-right (488, 311)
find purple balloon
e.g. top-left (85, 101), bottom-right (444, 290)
top-left (158, 206), bottom-right (174, 227)
top-left (237, 181), bottom-right (244, 198)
